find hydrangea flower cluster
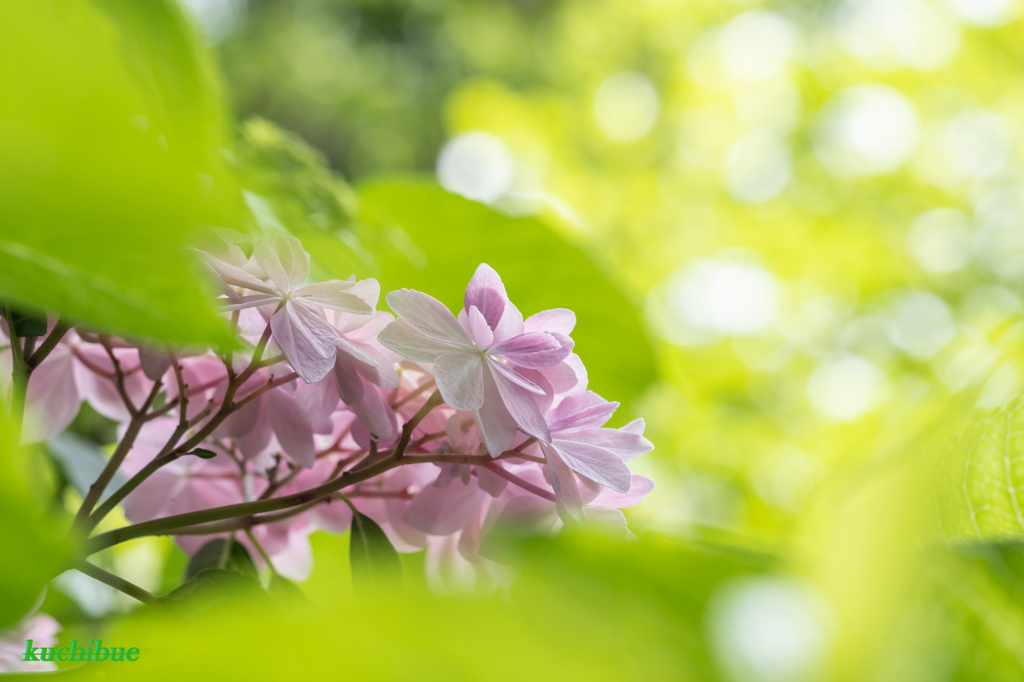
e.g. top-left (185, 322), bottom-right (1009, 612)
top-left (2, 235), bottom-right (653, 596)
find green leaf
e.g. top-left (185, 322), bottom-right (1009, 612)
top-left (163, 568), bottom-right (267, 612)
top-left (188, 448), bottom-right (219, 460)
top-left (0, 414), bottom-right (78, 629)
top-left (323, 179), bottom-right (657, 409)
top-left (268, 574), bottom-right (308, 603)
top-left (4, 306), bottom-right (47, 338)
top-left (936, 396), bottom-right (1024, 541)
top-left (349, 511), bottom-right (401, 586)
top-left (46, 433), bottom-right (128, 504)
top-left (184, 539), bottom-right (258, 581)
top-left (0, 1), bottom-right (238, 347)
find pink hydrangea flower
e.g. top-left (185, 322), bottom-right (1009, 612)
top-left (379, 264), bottom-right (575, 455)
top-left (203, 236), bottom-right (374, 383)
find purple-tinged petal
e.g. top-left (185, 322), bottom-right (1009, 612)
top-left (386, 289), bottom-right (474, 347)
top-left (589, 475), bottom-right (654, 509)
top-left (556, 427), bottom-right (653, 461)
top-left (551, 439), bottom-right (631, 493)
top-left (525, 308), bottom-right (576, 335)
top-left (475, 367), bottom-right (518, 456)
top-left (434, 353), bottom-right (485, 411)
top-left (404, 476), bottom-right (487, 535)
top-left (378, 319), bottom-right (470, 363)
top-left (491, 300), bottom-right (524, 345)
top-left (542, 444), bottom-right (584, 523)
top-left (353, 342), bottom-right (399, 389)
top-left (281, 236), bottom-right (310, 289)
top-left (352, 377), bottom-right (395, 440)
top-left (490, 364), bottom-right (551, 441)
top-left (538, 354), bottom-right (588, 395)
top-left (267, 389), bottom-right (315, 468)
top-left (22, 346), bottom-right (80, 444)
top-left (476, 465), bottom-right (509, 497)
top-left (334, 355), bottom-right (365, 405)
top-left (465, 305), bottom-right (494, 349)
top-left (490, 332), bottom-right (573, 370)
top-left (336, 334), bottom-right (378, 367)
top-left (488, 358), bottom-right (545, 396)
top-left (295, 375), bottom-right (340, 423)
top-left (464, 263), bottom-right (508, 329)
top-left (270, 301), bottom-right (339, 383)
top-left (549, 391), bottom-right (618, 431)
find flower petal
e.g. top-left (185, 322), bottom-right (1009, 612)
top-left (542, 443), bottom-right (584, 523)
top-left (296, 281), bottom-right (372, 314)
top-left (267, 389), bottom-right (315, 468)
top-left (386, 289), bottom-right (474, 348)
top-left (588, 474), bottom-right (654, 508)
top-left (464, 305), bottom-right (494, 349)
top-left (556, 426), bottom-right (654, 461)
top-left (551, 438), bottom-right (631, 493)
top-left (353, 342), bottom-right (399, 389)
top-left (549, 391), bottom-right (618, 431)
top-left (378, 318), bottom-right (469, 363)
top-left (351, 380), bottom-right (396, 441)
top-left (253, 239), bottom-right (292, 292)
top-left (22, 346), bottom-right (80, 444)
top-left (488, 358), bottom-right (545, 395)
top-left (490, 331), bottom-right (573, 370)
top-left (270, 302), bottom-right (339, 383)
top-left (525, 308), bottom-right (576, 335)
top-left (434, 353), bottom-right (485, 411)
top-left (464, 263), bottom-right (507, 330)
top-left (294, 375), bottom-right (340, 423)
top-left (333, 355), bottom-right (365, 405)
top-left (475, 367), bottom-right (518, 456)
top-left (490, 364), bottom-right (550, 441)
top-left (403, 476), bottom-right (487, 535)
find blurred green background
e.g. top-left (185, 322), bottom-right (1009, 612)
top-left (6, 0), bottom-right (1024, 679)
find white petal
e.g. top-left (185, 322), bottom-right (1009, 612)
top-left (385, 289), bottom-right (474, 348)
top-left (378, 318), bottom-right (470, 363)
top-left (270, 302), bottom-right (339, 383)
top-left (489, 365), bottom-right (551, 441)
top-left (434, 353), bottom-right (485, 411)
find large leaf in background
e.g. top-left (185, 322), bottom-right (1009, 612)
top-left (0, 1), bottom-right (238, 346)
top-left (64, 533), bottom-right (771, 680)
top-left (0, 415), bottom-right (77, 630)
top-left (936, 396), bottom-right (1024, 541)
top-left (305, 180), bottom-right (658, 409)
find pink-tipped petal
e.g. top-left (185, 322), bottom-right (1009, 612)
top-left (333, 355), bottom-right (365, 405)
top-left (351, 377), bottom-right (395, 440)
top-left (490, 331), bottom-right (573, 370)
top-left (549, 391), bottom-right (618, 431)
top-left (464, 263), bottom-right (508, 329)
top-left (434, 353), bottom-right (485, 411)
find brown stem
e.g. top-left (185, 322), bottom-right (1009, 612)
top-left (76, 561), bottom-right (160, 606)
